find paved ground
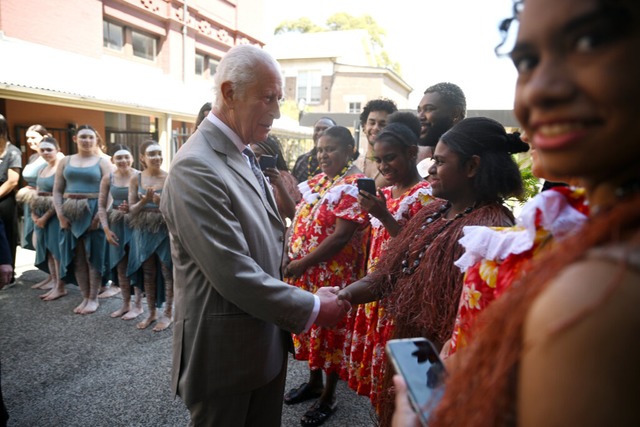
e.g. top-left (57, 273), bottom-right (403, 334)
top-left (0, 248), bottom-right (376, 427)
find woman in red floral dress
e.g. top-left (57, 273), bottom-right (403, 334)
top-left (447, 185), bottom-right (588, 356)
top-left (344, 122), bottom-right (434, 408)
top-left (283, 125), bottom-right (369, 427)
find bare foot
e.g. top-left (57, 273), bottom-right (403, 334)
top-left (32, 277), bottom-right (54, 290)
top-left (80, 299), bottom-right (99, 314)
top-left (122, 306), bottom-right (143, 320)
top-left (111, 305), bottom-right (130, 318)
top-left (136, 313), bottom-right (157, 329)
top-left (98, 286), bottom-right (121, 299)
top-left (153, 315), bottom-right (173, 332)
top-left (39, 289), bottom-right (53, 299)
top-left (74, 299), bottom-right (88, 314)
top-left (43, 288), bottom-right (67, 301)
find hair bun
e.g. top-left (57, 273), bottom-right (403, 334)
top-left (505, 132), bottom-right (529, 154)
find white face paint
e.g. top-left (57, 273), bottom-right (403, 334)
top-left (144, 144), bottom-right (163, 167)
top-left (38, 142), bottom-right (56, 151)
top-left (112, 150), bottom-right (133, 169)
top-left (39, 142), bottom-right (57, 160)
top-left (113, 149), bottom-right (131, 158)
top-left (145, 144), bottom-right (162, 154)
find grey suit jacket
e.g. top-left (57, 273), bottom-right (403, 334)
top-left (160, 118), bottom-right (315, 406)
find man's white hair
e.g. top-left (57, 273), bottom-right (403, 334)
top-left (212, 44), bottom-right (281, 110)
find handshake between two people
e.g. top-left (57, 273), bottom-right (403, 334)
top-left (313, 286), bottom-right (354, 327)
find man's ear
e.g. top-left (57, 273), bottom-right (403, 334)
top-left (452, 107), bottom-right (464, 124)
top-left (220, 81), bottom-right (235, 108)
top-left (466, 155), bottom-right (481, 178)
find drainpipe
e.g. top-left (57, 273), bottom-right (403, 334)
top-left (183, 0), bottom-right (188, 83)
top-left (328, 58), bottom-right (336, 112)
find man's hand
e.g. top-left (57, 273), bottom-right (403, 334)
top-left (314, 286), bottom-right (351, 327)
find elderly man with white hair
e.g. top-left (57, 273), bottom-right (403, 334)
top-left (161, 44), bottom-right (350, 427)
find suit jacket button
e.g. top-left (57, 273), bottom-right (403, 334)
top-left (279, 235), bottom-right (284, 242)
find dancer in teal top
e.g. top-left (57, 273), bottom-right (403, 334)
top-left (17, 124), bottom-right (49, 252)
top-left (127, 140), bottom-right (173, 331)
top-left (53, 125), bottom-right (112, 315)
top-left (31, 136), bottom-right (67, 301)
top-left (98, 144), bottom-right (143, 320)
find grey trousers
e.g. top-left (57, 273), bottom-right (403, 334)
top-left (187, 356), bottom-right (288, 427)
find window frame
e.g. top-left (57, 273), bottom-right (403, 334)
top-left (296, 70), bottom-right (322, 105)
top-left (103, 20), bottom-right (124, 51)
top-left (103, 19), bottom-right (158, 62)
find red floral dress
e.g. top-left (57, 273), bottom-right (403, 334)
top-left (343, 181), bottom-right (433, 407)
top-left (287, 172), bottom-right (369, 373)
top-left (448, 187), bottom-right (588, 356)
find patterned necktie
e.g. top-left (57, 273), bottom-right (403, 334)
top-left (242, 147), bottom-right (267, 195)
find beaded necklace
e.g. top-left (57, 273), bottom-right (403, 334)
top-left (309, 161), bottom-right (353, 204)
top-left (400, 202), bottom-right (474, 275)
top-left (289, 161), bottom-right (354, 254)
top-left (307, 153), bottom-right (320, 180)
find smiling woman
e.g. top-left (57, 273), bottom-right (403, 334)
top-left (338, 116), bottom-right (527, 426)
top-left (284, 125), bottom-right (369, 426)
top-left (424, 0), bottom-right (640, 426)
top-left (53, 125), bottom-right (113, 315)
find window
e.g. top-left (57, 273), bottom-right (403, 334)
top-left (195, 53), bottom-right (205, 76)
top-left (132, 29), bottom-right (156, 61)
top-left (103, 21), bottom-right (123, 51)
top-left (348, 102), bottom-right (362, 113)
top-left (103, 19), bottom-right (158, 62)
top-left (209, 59), bottom-right (218, 77)
top-left (297, 70), bottom-right (321, 104)
top-left (195, 53), bottom-right (219, 79)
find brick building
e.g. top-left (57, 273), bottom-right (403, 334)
top-left (0, 0), bottom-right (273, 167)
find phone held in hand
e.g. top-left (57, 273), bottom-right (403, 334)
top-left (356, 177), bottom-right (376, 196)
top-left (385, 338), bottom-right (446, 427)
top-left (258, 154), bottom-right (277, 171)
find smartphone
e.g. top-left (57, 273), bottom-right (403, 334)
top-left (386, 338), bottom-right (446, 426)
top-left (258, 154), bottom-right (277, 170)
top-left (357, 177), bottom-right (377, 196)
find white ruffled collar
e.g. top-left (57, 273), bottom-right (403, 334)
top-left (454, 188), bottom-right (588, 273)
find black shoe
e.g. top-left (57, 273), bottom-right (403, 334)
top-left (300, 399), bottom-right (337, 427)
top-left (284, 382), bottom-right (322, 405)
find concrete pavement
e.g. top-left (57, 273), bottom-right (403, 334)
top-left (0, 247), bottom-right (375, 427)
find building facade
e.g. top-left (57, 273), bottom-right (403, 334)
top-left (0, 0), bottom-right (270, 167)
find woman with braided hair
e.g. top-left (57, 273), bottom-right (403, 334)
top-left (339, 116), bottom-right (528, 426)
top-left (343, 121), bottom-right (434, 410)
top-left (391, 0), bottom-right (640, 426)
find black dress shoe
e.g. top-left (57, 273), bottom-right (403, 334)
top-left (284, 382), bottom-right (322, 405)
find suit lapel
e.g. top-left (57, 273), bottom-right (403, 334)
top-left (198, 120), bottom-right (283, 224)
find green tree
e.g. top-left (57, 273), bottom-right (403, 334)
top-left (274, 13), bottom-right (401, 74)
top-left (274, 17), bottom-right (323, 34)
top-left (326, 13), bottom-right (385, 48)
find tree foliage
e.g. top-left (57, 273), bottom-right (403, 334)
top-left (274, 17), bottom-right (324, 34)
top-left (274, 13), bottom-right (401, 74)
